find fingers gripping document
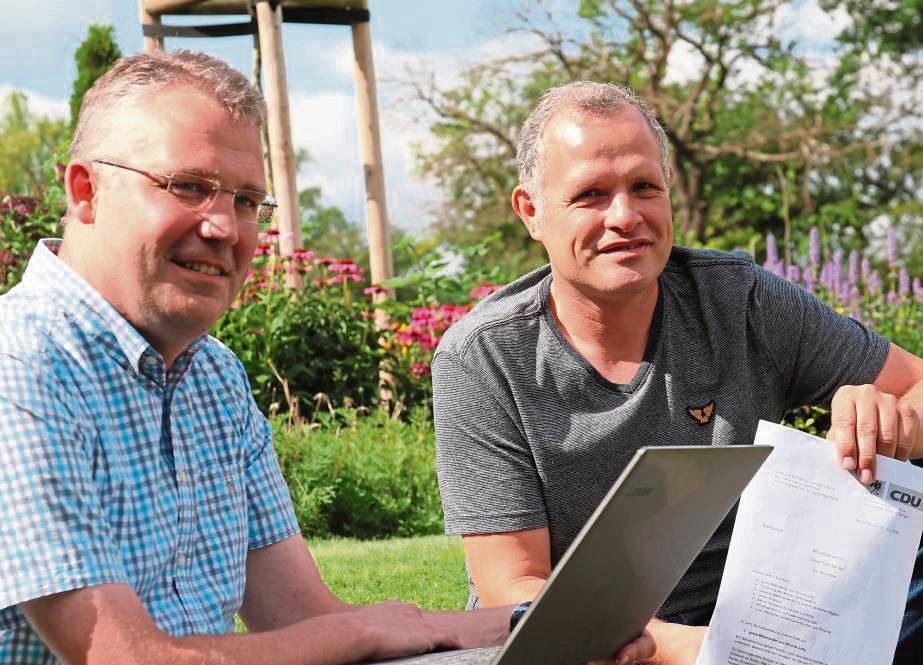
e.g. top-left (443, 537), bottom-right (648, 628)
top-left (697, 420), bottom-right (923, 665)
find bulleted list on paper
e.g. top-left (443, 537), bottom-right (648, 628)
top-left (696, 420), bottom-right (923, 665)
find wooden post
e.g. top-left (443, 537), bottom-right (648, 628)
top-left (351, 1), bottom-right (395, 405)
top-left (351, 0), bottom-right (393, 310)
top-left (255, 0), bottom-right (303, 288)
top-left (140, 1), bottom-right (165, 53)
top-left (250, 8), bottom-right (274, 196)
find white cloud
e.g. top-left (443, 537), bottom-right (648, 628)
top-left (0, 85), bottom-right (68, 120)
top-left (283, 30), bottom-right (545, 232)
top-left (665, 40), bottom-right (706, 85)
top-left (775, 0), bottom-right (851, 47)
top-left (0, 0), bottom-right (115, 52)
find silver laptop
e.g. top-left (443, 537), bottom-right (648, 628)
top-left (372, 444), bottom-right (773, 665)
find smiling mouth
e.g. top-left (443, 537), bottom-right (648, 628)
top-left (174, 260), bottom-right (227, 277)
top-left (600, 240), bottom-right (651, 253)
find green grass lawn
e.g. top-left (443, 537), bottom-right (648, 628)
top-left (309, 534), bottom-right (468, 610)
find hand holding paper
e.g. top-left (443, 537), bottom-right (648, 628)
top-left (696, 421), bottom-right (923, 665)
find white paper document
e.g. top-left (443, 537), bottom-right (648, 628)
top-left (696, 420), bottom-right (923, 665)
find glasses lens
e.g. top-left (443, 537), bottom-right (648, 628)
top-left (233, 189), bottom-right (271, 224)
top-left (168, 173), bottom-right (215, 207)
top-left (255, 204), bottom-right (277, 227)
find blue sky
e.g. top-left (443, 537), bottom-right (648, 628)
top-left (0, 1), bottom-right (851, 234)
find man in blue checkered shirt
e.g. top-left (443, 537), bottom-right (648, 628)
top-left (0, 50), bottom-right (623, 665)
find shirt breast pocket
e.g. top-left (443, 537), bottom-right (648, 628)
top-left (193, 463), bottom-right (248, 611)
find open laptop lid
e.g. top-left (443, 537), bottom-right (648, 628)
top-left (494, 444), bottom-right (772, 665)
top-left (375, 444), bottom-right (772, 665)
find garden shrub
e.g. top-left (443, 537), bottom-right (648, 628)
top-left (0, 162), bottom-right (65, 294)
top-left (273, 406), bottom-right (444, 539)
top-left (212, 234), bottom-right (381, 415)
top-left (214, 286), bottom-right (380, 415)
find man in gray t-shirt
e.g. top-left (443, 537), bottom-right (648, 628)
top-left (433, 81), bottom-right (923, 665)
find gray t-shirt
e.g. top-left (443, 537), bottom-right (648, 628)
top-left (433, 246), bottom-right (890, 615)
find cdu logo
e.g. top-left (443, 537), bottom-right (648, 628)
top-left (886, 483), bottom-right (923, 511)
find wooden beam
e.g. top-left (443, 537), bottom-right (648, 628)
top-left (148, 0), bottom-right (359, 16)
top-left (142, 0), bottom-right (205, 15)
top-left (255, 0), bottom-right (303, 288)
top-left (351, 0), bottom-right (393, 308)
top-left (139, 0), bottom-right (165, 52)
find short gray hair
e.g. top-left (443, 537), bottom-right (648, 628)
top-left (70, 50), bottom-right (266, 160)
top-left (515, 81), bottom-right (671, 208)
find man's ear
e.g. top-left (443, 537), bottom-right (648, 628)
top-left (64, 162), bottom-right (96, 225)
top-left (512, 185), bottom-right (542, 240)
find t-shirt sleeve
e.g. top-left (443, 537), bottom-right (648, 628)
top-left (432, 352), bottom-right (548, 535)
top-left (748, 265), bottom-right (890, 410)
top-left (0, 353), bottom-right (128, 613)
top-left (238, 377), bottom-right (301, 550)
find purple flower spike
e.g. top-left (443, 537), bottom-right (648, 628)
top-left (765, 232), bottom-right (779, 266)
top-left (861, 256), bottom-right (871, 282)
top-left (820, 262), bottom-right (834, 289)
top-left (786, 265), bottom-right (801, 283)
top-left (809, 227), bottom-right (820, 267)
top-left (899, 268), bottom-right (910, 296)
top-left (803, 270), bottom-right (815, 294)
top-left (867, 272), bottom-right (882, 296)
top-left (887, 228), bottom-right (898, 267)
top-left (848, 250), bottom-right (859, 289)
top-left (913, 277), bottom-right (923, 304)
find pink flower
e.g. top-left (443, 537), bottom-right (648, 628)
top-left (470, 284), bottom-right (501, 300)
top-left (330, 262), bottom-right (362, 274)
top-left (411, 363), bottom-right (431, 378)
top-left (292, 247), bottom-right (316, 262)
top-left (364, 284), bottom-right (389, 296)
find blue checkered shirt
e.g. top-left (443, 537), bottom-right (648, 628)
top-left (0, 240), bottom-right (300, 663)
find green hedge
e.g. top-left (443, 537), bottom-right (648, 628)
top-left (273, 407), bottom-right (444, 539)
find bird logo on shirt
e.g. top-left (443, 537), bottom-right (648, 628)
top-left (688, 401), bottom-right (715, 425)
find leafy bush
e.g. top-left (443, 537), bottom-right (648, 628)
top-left (0, 151), bottom-right (66, 294)
top-left (213, 232), bottom-right (381, 415)
top-left (274, 406), bottom-right (443, 539)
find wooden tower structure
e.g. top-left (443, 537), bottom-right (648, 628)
top-left (138, 0), bottom-right (393, 294)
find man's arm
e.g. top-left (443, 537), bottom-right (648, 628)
top-left (828, 343), bottom-right (923, 482)
top-left (240, 533), bottom-right (345, 629)
top-left (21, 534), bottom-right (510, 665)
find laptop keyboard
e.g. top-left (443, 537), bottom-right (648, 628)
top-left (370, 646), bottom-right (501, 664)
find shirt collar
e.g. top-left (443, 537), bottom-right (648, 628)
top-left (24, 239), bottom-right (208, 376)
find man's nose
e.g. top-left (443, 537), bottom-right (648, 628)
top-left (604, 192), bottom-right (642, 232)
top-left (198, 191), bottom-right (240, 243)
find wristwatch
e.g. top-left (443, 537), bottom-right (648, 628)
top-left (509, 601), bottom-right (532, 632)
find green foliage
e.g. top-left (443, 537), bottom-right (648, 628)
top-left (213, 283), bottom-right (380, 416)
top-left (273, 407), bottom-right (444, 540)
top-left (0, 92), bottom-right (69, 196)
top-left (70, 23), bottom-right (122, 128)
top-left (0, 152), bottom-right (66, 294)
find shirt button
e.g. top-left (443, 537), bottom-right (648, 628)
top-left (144, 356), bottom-right (158, 366)
top-left (177, 471), bottom-right (188, 484)
top-left (177, 555), bottom-right (187, 566)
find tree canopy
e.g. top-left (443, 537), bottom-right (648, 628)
top-left (69, 23), bottom-right (122, 128)
top-left (405, 0), bottom-right (923, 274)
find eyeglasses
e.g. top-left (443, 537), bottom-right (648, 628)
top-left (92, 159), bottom-right (276, 226)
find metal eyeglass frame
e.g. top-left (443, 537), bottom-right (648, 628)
top-left (92, 159), bottom-right (277, 225)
